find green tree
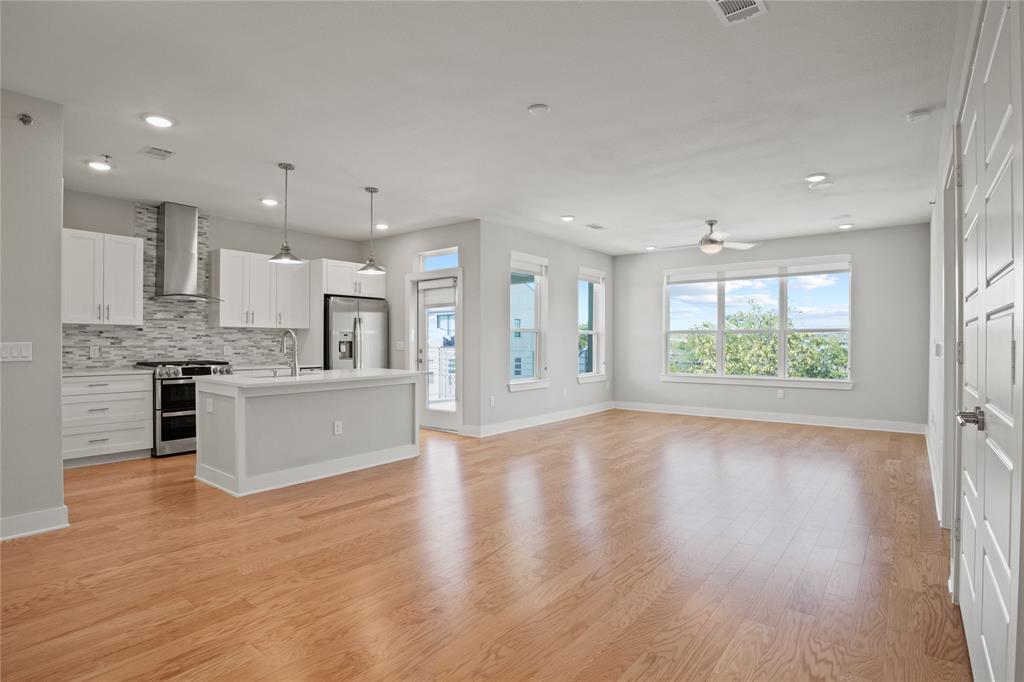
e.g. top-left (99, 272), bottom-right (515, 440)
top-left (669, 301), bottom-right (848, 379)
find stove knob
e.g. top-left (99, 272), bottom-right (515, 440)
top-left (225, 366), bottom-right (232, 374)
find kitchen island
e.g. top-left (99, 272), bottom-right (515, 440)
top-left (193, 368), bottom-right (423, 496)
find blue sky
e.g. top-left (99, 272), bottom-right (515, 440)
top-left (670, 273), bottom-right (850, 330)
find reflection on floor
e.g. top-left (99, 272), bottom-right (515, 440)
top-left (1, 410), bottom-right (971, 680)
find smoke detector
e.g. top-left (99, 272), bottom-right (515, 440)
top-left (140, 146), bottom-right (175, 160)
top-left (709, 0), bottom-right (767, 26)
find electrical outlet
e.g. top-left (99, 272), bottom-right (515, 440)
top-left (223, 346), bottom-right (232, 356)
top-left (205, 398), bottom-right (214, 413)
top-left (489, 396), bottom-right (496, 407)
top-left (333, 420), bottom-right (343, 436)
top-left (776, 389), bottom-right (785, 399)
top-left (562, 386), bottom-right (568, 398)
top-left (89, 345), bottom-right (99, 359)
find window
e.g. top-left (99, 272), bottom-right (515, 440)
top-left (508, 251), bottom-right (549, 390)
top-left (664, 256), bottom-right (851, 386)
top-left (578, 267), bottom-right (606, 381)
top-left (419, 247), bottom-right (458, 272)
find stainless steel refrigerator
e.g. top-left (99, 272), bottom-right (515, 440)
top-left (325, 296), bottom-right (389, 369)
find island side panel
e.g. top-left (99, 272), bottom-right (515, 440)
top-left (195, 391), bottom-right (239, 491)
top-left (243, 382), bottom-right (416, 480)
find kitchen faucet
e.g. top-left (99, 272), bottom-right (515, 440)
top-left (279, 329), bottom-right (299, 377)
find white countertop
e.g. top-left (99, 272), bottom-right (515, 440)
top-left (195, 368), bottom-right (422, 389)
top-left (63, 367), bottom-right (153, 377)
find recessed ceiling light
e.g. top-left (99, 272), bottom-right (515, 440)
top-left (87, 155), bottom-right (112, 172)
top-left (261, 198), bottom-right (278, 207)
top-left (560, 214), bottom-right (575, 222)
top-left (375, 223), bottom-right (389, 230)
top-left (645, 245), bottom-right (656, 251)
top-left (804, 172), bottom-right (829, 183)
top-left (808, 179), bottom-right (837, 190)
top-left (838, 223), bottom-right (854, 230)
top-left (906, 109), bottom-right (932, 123)
top-left (143, 114), bottom-right (175, 128)
top-left (528, 103), bottom-right (552, 115)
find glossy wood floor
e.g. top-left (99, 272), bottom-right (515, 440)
top-left (2, 410), bottom-right (971, 681)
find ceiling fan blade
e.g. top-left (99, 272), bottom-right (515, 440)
top-left (722, 241), bottom-right (756, 250)
top-left (713, 231), bottom-right (729, 240)
top-left (657, 243), bottom-right (699, 252)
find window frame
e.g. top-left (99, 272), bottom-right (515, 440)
top-left (661, 255), bottom-right (853, 389)
top-left (577, 266), bottom-right (607, 383)
top-left (508, 251), bottom-right (550, 392)
top-left (418, 246), bottom-right (459, 272)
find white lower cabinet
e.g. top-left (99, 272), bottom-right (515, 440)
top-left (62, 372), bottom-right (153, 463)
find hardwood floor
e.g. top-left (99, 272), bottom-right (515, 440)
top-left (2, 410), bottom-right (971, 680)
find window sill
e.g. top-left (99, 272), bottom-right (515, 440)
top-left (659, 374), bottom-right (853, 390)
top-left (507, 379), bottom-right (550, 393)
top-left (577, 373), bottom-right (607, 384)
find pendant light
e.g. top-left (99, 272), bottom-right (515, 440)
top-left (268, 162), bottom-right (303, 264)
top-left (358, 186), bottom-right (386, 275)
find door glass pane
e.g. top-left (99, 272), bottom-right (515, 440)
top-left (668, 332), bottom-right (716, 374)
top-left (725, 278), bottom-right (779, 329)
top-left (510, 331), bottom-right (537, 380)
top-left (425, 306), bottom-right (456, 412)
top-left (668, 282), bottom-right (718, 330)
top-left (787, 331), bottom-right (849, 379)
top-left (787, 272), bottom-right (850, 329)
top-left (724, 332), bottom-right (778, 376)
top-left (422, 249), bottom-right (459, 271)
top-left (578, 280), bottom-right (594, 330)
top-left (510, 272), bottom-right (537, 328)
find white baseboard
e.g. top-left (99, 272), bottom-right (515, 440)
top-left (613, 401), bottom-right (927, 435)
top-left (197, 444), bottom-right (419, 497)
top-left (63, 449), bottom-right (151, 469)
top-left (462, 402), bottom-right (615, 438)
top-left (1, 505), bottom-right (70, 541)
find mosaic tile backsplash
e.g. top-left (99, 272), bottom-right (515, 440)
top-left (62, 204), bottom-right (295, 370)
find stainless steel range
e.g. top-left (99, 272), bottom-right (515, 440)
top-left (135, 360), bottom-right (233, 457)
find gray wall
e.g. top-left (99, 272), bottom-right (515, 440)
top-left (479, 222), bottom-right (614, 427)
top-left (613, 224), bottom-right (930, 426)
top-left (63, 190), bottom-right (363, 261)
top-left (372, 220), bottom-right (482, 426)
top-left (1, 91), bottom-right (66, 526)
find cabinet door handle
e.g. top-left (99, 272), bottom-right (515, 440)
top-left (88, 438), bottom-right (110, 444)
top-left (98, 304), bottom-right (102, 321)
top-left (106, 304), bottom-right (110, 320)
top-left (87, 407), bottom-right (110, 412)
top-left (87, 383), bottom-right (109, 387)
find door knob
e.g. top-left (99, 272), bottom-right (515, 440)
top-left (955, 406), bottom-right (985, 431)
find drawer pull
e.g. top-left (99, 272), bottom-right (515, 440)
top-left (87, 438), bottom-right (110, 444)
top-left (87, 383), bottom-right (110, 387)
top-left (87, 407), bottom-right (110, 413)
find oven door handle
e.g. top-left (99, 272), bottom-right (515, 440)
top-left (162, 410), bottom-right (197, 417)
top-left (160, 379), bottom-right (196, 385)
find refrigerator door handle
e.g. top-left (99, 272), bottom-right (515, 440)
top-left (356, 316), bottom-right (364, 369)
top-left (352, 316), bottom-right (361, 369)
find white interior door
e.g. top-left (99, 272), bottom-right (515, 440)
top-left (417, 277), bottom-right (460, 432)
top-left (956, 3), bottom-right (1023, 679)
top-left (102, 234), bottom-right (143, 326)
top-left (61, 228), bottom-right (104, 324)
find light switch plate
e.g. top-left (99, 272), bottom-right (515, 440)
top-left (333, 420), bottom-right (343, 435)
top-left (205, 398), bottom-right (214, 413)
top-left (0, 342), bottom-right (32, 362)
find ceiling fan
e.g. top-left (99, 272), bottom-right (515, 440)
top-left (694, 219), bottom-right (756, 254)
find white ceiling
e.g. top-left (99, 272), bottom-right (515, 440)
top-left (2, 1), bottom-right (959, 254)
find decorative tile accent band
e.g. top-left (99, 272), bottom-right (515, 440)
top-left (63, 204), bottom-right (294, 370)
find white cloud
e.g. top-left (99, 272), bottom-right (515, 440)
top-left (789, 274), bottom-right (837, 291)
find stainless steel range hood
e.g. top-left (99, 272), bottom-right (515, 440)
top-left (154, 202), bottom-right (222, 301)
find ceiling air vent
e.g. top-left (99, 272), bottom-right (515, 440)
top-left (140, 146), bottom-right (175, 160)
top-left (709, 0), bottom-right (767, 26)
top-left (586, 223), bottom-right (607, 231)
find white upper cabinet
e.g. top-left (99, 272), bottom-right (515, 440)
top-left (62, 229), bottom-right (143, 326)
top-left (209, 249), bottom-right (309, 329)
top-left (275, 261), bottom-right (310, 329)
top-left (354, 270), bottom-right (386, 298)
top-left (102, 234), bottom-right (144, 326)
top-left (325, 260), bottom-right (356, 295)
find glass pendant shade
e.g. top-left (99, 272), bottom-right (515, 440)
top-left (269, 162), bottom-right (302, 264)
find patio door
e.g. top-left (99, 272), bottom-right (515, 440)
top-left (417, 277), bottom-right (460, 431)
top-left (955, 2), bottom-right (1023, 679)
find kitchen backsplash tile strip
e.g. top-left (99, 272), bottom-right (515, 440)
top-left (62, 204), bottom-right (292, 370)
